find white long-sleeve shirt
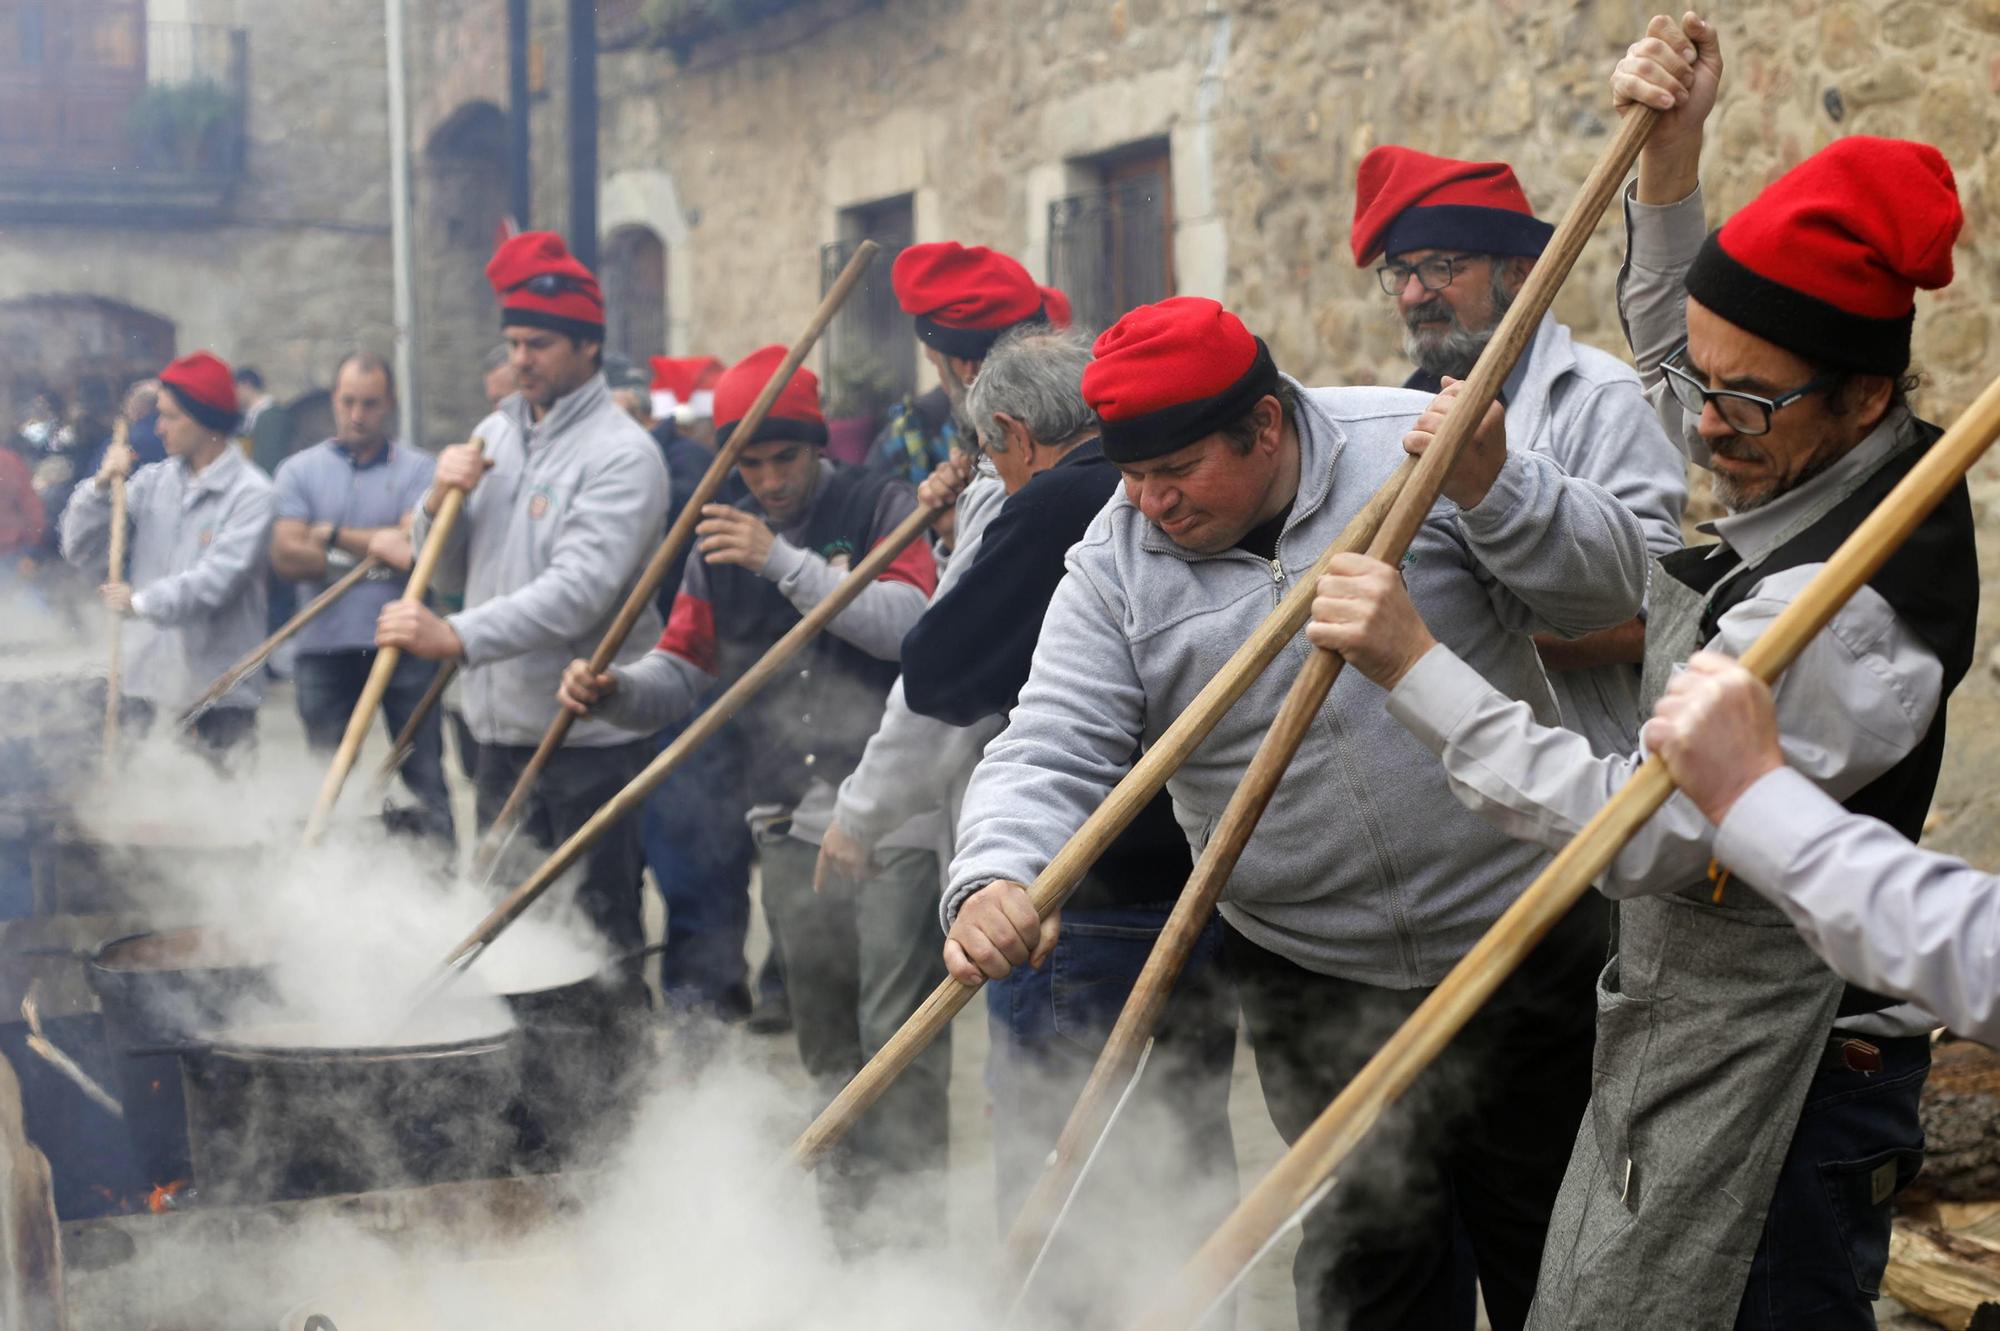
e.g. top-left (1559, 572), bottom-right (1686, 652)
top-left (1717, 767), bottom-right (2000, 1046)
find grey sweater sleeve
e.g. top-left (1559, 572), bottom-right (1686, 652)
top-left (943, 558), bottom-right (1147, 929)
top-left (447, 443), bottom-right (669, 666)
top-left (59, 472), bottom-right (119, 573)
top-left (598, 647), bottom-right (712, 734)
top-left (1551, 378), bottom-right (1688, 562)
top-left (1452, 447), bottom-right (1648, 638)
top-left (409, 480), bottom-right (473, 597)
top-left (758, 485), bottom-right (930, 661)
top-left (1618, 184), bottom-right (1712, 461)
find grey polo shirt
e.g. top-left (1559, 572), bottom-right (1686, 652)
top-left (272, 439), bottom-right (435, 654)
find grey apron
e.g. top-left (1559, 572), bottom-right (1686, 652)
top-left (1528, 457), bottom-right (1898, 1330)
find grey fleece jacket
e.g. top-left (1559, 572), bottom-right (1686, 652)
top-left (947, 380), bottom-right (1648, 985)
top-left (415, 375), bottom-right (670, 748)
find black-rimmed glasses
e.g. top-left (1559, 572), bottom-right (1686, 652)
top-left (1658, 343), bottom-right (1840, 436)
top-left (1376, 253), bottom-right (1481, 297)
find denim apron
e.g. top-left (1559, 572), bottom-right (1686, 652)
top-left (1527, 457), bottom-right (1894, 1329)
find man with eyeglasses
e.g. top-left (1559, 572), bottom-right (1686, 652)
top-left (377, 231), bottom-right (670, 968)
top-left (1308, 14), bottom-right (1977, 1328)
top-left (1353, 145), bottom-right (1687, 757)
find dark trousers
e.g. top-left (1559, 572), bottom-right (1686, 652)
top-left (637, 716), bottom-right (754, 1017)
top-left (1735, 1034), bottom-right (1931, 1329)
top-left (119, 697), bottom-right (256, 769)
top-left (987, 904), bottom-right (1240, 1325)
top-left (472, 737), bottom-right (652, 958)
top-left (293, 649), bottom-right (454, 839)
top-left (1223, 896), bottom-right (1605, 1331)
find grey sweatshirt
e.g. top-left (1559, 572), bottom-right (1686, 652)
top-left (61, 447), bottom-right (274, 711)
top-left (947, 381), bottom-right (1648, 985)
top-left (414, 374), bottom-right (670, 748)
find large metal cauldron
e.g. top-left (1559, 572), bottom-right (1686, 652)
top-left (182, 1011), bottom-right (523, 1205)
top-left (500, 951), bottom-right (651, 1167)
top-left (87, 926), bottom-right (275, 1188)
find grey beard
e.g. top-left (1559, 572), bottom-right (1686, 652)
top-left (1402, 271), bottom-right (1514, 381)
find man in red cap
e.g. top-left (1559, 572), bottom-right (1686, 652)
top-left (377, 231), bottom-right (670, 964)
top-left (1353, 143), bottom-right (1688, 757)
top-left (1309, 15), bottom-right (1976, 1327)
top-left (61, 350), bottom-right (274, 760)
top-left (558, 346), bottom-right (943, 1239)
top-left (945, 294), bottom-right (1649, 1330)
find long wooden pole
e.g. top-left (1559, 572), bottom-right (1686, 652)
top-left (1006, 105), bottom-right (1659, 1281)
top-left (369, 659), bottom-right (457, 791)
top-left (788, 457), bottom-right (1414, 1170)
top-left (177, 556), bottom-right (383, 727)
top-left (101, 419), bottom-right (129, 769)
top-left (434, 495), bottom-right (947, 976)
top-left (1129, 363), bottom-right (2000, 1331)
top-left (469, 240), bottom-right (881, 876)
top-left (303, 437), bottom-right (483, 845)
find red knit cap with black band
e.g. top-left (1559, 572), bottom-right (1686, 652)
top-left (1084, 297), bottom-right (1280, 465)
top-left (650, 355), bottom-right (724, 419)
top-left (486, 231), bottom-right (605, 342)
top-left (713, 346), bottom-right (828, 449)
top-left (891, 242), bottom-right (1047, 361)
top-left (159, 350), bottom-right (241, 434)
top-left (1350, 145), bottom-right (1553, 267)
top-left (1685, 136), bottom-right (1960, 376)
top-left (1039, 284), bottom-right (1074, 330)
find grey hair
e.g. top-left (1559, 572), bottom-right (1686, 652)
top-left (964, 323), bottom-right (1097, 454)
top-left (481, 343), bottom-right (511, 373)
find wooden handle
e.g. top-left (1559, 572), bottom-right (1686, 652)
top-left (469, 241), bottom-right (883, 875)
top-left (101, 419), bottom-right (130, 767)
top-left (788, 457), bottom-right (1414, 1170)
top-left (1006, 105), bottom-right (1661, 1279)
top-left (371, 659), bottom-right (457, 789)
top-left (177, 556), bottom-right (383, 727)
top-left (1130, 368), bottom-right (2000, 1331)
top-left (303, 437), bottom-right (484, 844)
top-left (440, 495), bottom-right (945, 967)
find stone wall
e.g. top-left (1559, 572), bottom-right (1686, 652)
top-left (0, 0), bottom-right (395, 414)
top-left (405, 0), bottom-right (1996, 437)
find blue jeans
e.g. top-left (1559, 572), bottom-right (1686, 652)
top-left (987, 903), bottom-right (1239, 1321)
top-left (294, 649), bottom-right (453, 839)
top-left (638, 715), bottom-right (754, 1017)
top-left (1736, 1033), bottom-right (1930, 1329)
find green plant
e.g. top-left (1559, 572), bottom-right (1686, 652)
top-left (823, 353), bottom-right (900, 418)
top-left (126, 80), bottom-right (236, 172)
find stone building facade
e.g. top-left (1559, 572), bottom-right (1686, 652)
top-left (0, 0), bottom-right (394, 436)
top-left (406, 0), bottom-right (1998, 446)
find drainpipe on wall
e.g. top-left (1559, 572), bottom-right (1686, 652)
top-left (384, 0), bottom-right (422, 447)
top-left (507, 0), bottom-right (531, 227)
top-left (566, 0), bottom-right (598, 271)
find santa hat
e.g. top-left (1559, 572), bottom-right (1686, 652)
top-left (650, 355), bottom-right (724, 421)
top-left (1082, 297), bottom-right (1279, 465)
top-left (1039, 285), bottom-right (1074, 330)
top-left (1349, 145), bottom-right (1553, 267)
top-left (713, 346), bottom-right (827, 449)
top-left (891, 242), bottom-right (1046, 360)
top-left (486, 231), bottom-right (605, 341)
top-left (1686, 136), bottom-right (1960, 376)
top-left (158, 351), bottom-right (240, 434)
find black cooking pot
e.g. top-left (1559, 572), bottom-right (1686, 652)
top-left (182, 1014), bottom-right (523, 1205)
top-left (500, 944), bottom-right (655, 1167)
top-left (87, 927), bottom-right (276, 1188)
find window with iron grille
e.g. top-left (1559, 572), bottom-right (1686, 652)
top-left (1049, 141), bottom-right (1175, 337)
top-left (819, 193), bottom-right (915, 425)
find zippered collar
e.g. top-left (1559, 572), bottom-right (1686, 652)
top-left (1134, 373), bottom-right (1346, 568)
top-left (175, 442), bottom-right (246, 500)
top-left (506, 372), bottom-right (612, 452)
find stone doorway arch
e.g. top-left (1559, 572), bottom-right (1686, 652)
top-left (0, 294), bottom-right (173, 437)
top-left (417, 99), bottom-right (507, 447)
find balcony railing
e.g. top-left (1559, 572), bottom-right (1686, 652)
top-left (0, 20), bottom-right (249, 224)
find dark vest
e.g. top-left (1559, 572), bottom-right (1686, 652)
top-left (1659, 421), bottom-right (1980, 1012)
top-left (704, 462), bottom-right (904, 805)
